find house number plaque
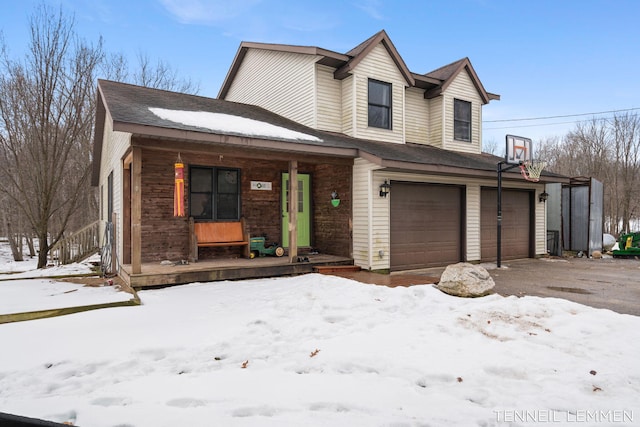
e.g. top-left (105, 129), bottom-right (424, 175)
top-left (250, 181), bottom-right (272, 190)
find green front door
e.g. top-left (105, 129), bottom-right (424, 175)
top-left (282, 173), bottom-right (311, 248)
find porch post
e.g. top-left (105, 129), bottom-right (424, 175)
top-left (288, 160), bottom-right (298, 263)
top-left (131, 146), bottom-right (142, 274)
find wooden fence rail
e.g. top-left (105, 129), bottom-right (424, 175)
top-left (49, 221), bottom-right (100, 266)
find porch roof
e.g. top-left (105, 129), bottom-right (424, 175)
top-left (92, 80), bottom-right (567, 186)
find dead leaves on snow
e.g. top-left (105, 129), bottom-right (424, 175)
top-left (237, 349), bottom-right (321, 369)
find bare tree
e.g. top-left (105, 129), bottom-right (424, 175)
top-left (102, 51), bottom-right (200, 94)
top-left (611, 113), bottom-right (640, 233)
top-left (0, 4), bottom-right (102, 267)
top-left (482, 138), bottom-right (502, 156)
top-left (539, 115), bottom-right (640, 235)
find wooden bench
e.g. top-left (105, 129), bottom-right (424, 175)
top-left (189, 217), bottom-right (250, 261)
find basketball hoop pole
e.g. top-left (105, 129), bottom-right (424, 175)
top-left (497, 160), bottom-right (521, 268)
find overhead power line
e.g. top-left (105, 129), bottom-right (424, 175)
top-left (484, 116), bottom-right (612, 131)
top-left (483, 107), bottom-right (640, 123)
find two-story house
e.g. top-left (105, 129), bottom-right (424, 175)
top-left (92, 30), bottom-right (561, 287)
top-left (218, 30), bottom-right (558, 271)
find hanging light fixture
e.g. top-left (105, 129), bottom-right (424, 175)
top-left (539, 191), bottom-right (549, 203)
top-left (379, 180), bottom-right (390, 198)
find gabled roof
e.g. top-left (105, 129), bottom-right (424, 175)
top-left (93, 81), bottom-right (561, 187)
top-left (333, 30), bottom-right (414, 85)
top-left (424, 57), bottom-right (500, 104)
top-left (218, 42), bottom-right (349, 99)
top-left (218, 30), bottom-right (498, 103)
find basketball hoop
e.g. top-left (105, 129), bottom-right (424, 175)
top-left (519, 159), bottom-right (546, 182)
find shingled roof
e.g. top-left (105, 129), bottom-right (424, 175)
top-left (93, 80), bottom-right (562, 186)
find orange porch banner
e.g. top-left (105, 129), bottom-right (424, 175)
top-left (174, 162), bottom-right (185, 217)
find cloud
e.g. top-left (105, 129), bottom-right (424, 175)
top-left (159, 0), bottom-right (261, 24)
top-left (354, 0), bottom-right (384, 20)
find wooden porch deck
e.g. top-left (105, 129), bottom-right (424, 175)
top-left (119, 254), bottom-right (353, 289)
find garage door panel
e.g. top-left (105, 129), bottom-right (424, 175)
top-left (391, 183), bottom-right (463, 270)
top-left (481, 188), bottom-right (531, 261)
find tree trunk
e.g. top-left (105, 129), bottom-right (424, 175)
top-left (26, 234), bottom-right (36, 257)
top-left (6, 221), bottom-right (23, 262)
top-left (37, 234), bottom-right (49, 268)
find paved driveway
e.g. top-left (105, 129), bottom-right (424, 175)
top-left (399, 257), bottom-right (640, 316)
top-left (487, 257), bottom-right (640, 316)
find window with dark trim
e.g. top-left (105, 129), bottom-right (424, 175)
top-left (189, 166), bottom-right (240, 220)
top-left (454, 99), bottom-right (471, 142)
top-left (368, 79), bottom-right (392, 129)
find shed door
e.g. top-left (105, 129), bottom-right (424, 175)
top-left (481, 188), bottom-right (532, 261)
top-left (390, 183), bottom-right (463, 270)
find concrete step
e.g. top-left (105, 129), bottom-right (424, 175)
top-left (313, 265), bottom-right (361, 274)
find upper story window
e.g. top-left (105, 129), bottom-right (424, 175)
top-left (368, 79), bottom-right (392, 129)
top-left (190, 166), bottom-right (241, 220)
top-left (454, 99), bottom-right (472, 142)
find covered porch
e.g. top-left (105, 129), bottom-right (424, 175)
top-left (119, 139), bottom-right (356, 288)
top-left (120, 253), bottom-right (353, 289)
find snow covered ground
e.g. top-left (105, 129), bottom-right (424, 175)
top-left (0, 244), bottom-right (129, 316)
top-left (1, 261), bottom-right (639, 426)
top-left (0, 241), bottom-right (96, 278)
top-left (0, 278), bottom-right (133, 316)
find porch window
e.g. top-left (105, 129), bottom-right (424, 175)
top-left (454, 99), bottom-right (471, 141)
top-left (190, 166), bottom-right (240, 220)
top-left (368, 79), bottom-right (392, 129)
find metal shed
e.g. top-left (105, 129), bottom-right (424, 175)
top-left (546, 177), bottom-right (603, 257)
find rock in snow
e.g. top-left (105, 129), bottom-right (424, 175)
top-left (436, 262), bottom-right (495, 297)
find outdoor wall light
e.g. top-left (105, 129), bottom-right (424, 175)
top-left (331, 191), bottom-right (340, 207)
top-left (379, 180), bottom-right (390, 198)
top-left (539, 191), bottom-right (549, 203)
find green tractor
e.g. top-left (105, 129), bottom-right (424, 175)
top-left (612, 232), bottom-right (640, 257)
top-left (249, 236), bottom-right (285, 258)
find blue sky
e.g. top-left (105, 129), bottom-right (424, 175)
top-left (2, 0), bottom-right (639, 153)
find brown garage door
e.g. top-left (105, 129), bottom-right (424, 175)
top-left (481, 188), bottom-right (532, 261)
top-left (391, 183), bottom-right (463, 270)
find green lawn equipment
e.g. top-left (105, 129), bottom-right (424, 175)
top-left (612, 232), bottom-right (640, 257)
top-left (249, 236), bottom-right (284, 258)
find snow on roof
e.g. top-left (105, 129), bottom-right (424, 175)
top-left (149, 107), bottom-right (322, 143)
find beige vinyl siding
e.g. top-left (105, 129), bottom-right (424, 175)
top-left (225, 49), bottom-right (318, 128)
top-left (443, 70), bottom-right (483, 153)
top-left (316, 64), bottom-right (342, 133)
top-left (341, 76), bottom-right (354, 136)
top-left (405, 87), bottom-right (429, 144)
top-left (465, 184), bottom-right (481, 261)
top-left (371, 171), bottom-right (391, 270)
top-left (352, 158), bottom-right (383, 269)
top-left (352, 43), bottom-right (406, 144)
top-left (428, 95), bottom-right (444, 148)
top-left (99, 110), bottom-right (131, 267)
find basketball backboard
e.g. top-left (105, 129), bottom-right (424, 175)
top-left (505, 135), bottom-right (533, 165)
